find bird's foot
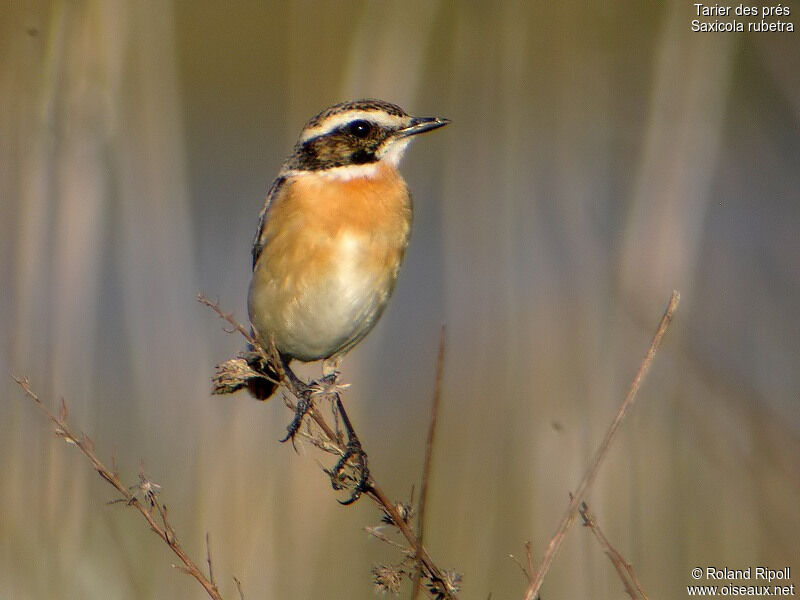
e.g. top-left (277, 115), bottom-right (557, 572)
top-left (275, 353), bottom-right (317, 447)
top-left (327, 396), bottom-right (370, 505)
top-left (279, 389), bottom-right (313, 447)
top-left (329, 435), bottom-right (370, 505)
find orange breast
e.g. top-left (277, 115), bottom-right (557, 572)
top-left (288, 164), bottom-right (412, 237)
top-left (248, 163), bottom-right (413, 361)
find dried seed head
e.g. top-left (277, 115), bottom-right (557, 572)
top-left (373, 564), bottom-right (402, 594)
top-left (427, 569), bottom-right (463, 599)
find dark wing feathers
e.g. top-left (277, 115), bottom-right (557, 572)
top-left (251, 175), bottom-right (287, 269)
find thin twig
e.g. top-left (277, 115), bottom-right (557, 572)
top-left (199, 295), bottom-right (457, 599)
top-left (206, 532), bottom-right (216, 587)
top-left (365, 526), bottom-right (415, 554)
top-left (197, 294), bottom-right (258, 346)
top-left (579, 502), bottom-right (651, 600)
top-left (509, 541), bottom-right (534, 583)
top-left (412, 326), bottom-right (446, 600)
top-left (12, 376), bottom-right (226, 600)
top-left (523, 290), bottom-right (680, 600)
top-left (233, 576), bottom-right (245, 600)
top-left (369, 485), bottom-right (455, 597)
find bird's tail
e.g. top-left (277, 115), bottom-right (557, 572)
top-left (246, 364), bottom-right (280, 400)
top-left (211, 347), bottom-right (282, 400)
top-left (244, 344), bottom-right (282, 401)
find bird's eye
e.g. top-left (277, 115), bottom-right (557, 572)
top-left (346, 120), bottom-right (372, 138)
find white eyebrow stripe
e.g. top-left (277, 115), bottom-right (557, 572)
top-left (299, 110), bottom-right (406, 143)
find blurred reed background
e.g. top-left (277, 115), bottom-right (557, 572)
top-left (1, 1), bottom-right (798, 598)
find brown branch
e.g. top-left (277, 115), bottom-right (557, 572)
top-left (579, 502), bottom-right (651, 600)
top-left (12, 375), bottom-right (226, 600)
top-left (199, 294), bottom-right (458, 599)
top-left (412, 326), bottom-right (446, 600)
top-left (523, 290), bottom-right (680, 600)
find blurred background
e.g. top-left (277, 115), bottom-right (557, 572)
top-left (1, 1), bottom-right (798, 598)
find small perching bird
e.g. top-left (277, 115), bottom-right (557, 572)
top-left (247, 99), bottom-right (449, 400)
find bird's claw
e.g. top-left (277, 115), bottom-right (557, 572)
top-left (329, 435), bottom-right (370, 505)
top-left (327, 395), bottom-right (370, 504)
top-left (279, 391), bottom-right (311, 447)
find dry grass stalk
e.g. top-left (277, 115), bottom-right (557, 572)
top-left (523, 290), bottom-right (680, 600)
top-left (579, 502), bottom-right (651, 600)
top-left (412, 326), bottom-right (447, 600)
top-left (12, 375), bottom-right (227, 600)
top-left (11, 288), bottom-right (676, 599)
top-left (509, 541), bottom-right (535, 584)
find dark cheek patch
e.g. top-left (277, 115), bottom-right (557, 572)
top-left (351, 149), bottom-right (375, 164)
top-left (299, 142), bottom-right (318, 167)
top-left (293, 133), bottom-right (381, 169)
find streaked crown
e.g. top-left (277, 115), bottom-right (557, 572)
top-left (284, 99), bottom-right (448, 172)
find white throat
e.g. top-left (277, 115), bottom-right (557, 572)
top-left (380, 138), bottom-right (412, 166)
top-left (313, 162), bottom-right (382, 181)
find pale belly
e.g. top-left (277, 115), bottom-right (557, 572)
top-left (248, 231), bottom-right (404, 362)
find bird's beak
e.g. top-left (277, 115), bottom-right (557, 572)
top-left (397, 116), bottom-right (450, 138)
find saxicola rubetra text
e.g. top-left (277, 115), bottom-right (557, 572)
top-left (248, 99), bottom-right (449, 400)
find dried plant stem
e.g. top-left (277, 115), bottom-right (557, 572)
top-left (412, 326), bottom-right (446, 600)
top-left (579, 502), bottom-right (651, 600)
top-left (369, 483), bottom-right (451, 595)
top-left (12, 376), bottom-right (225, 600)
top-left (509, 541), bottom-right (535, 583)
top-left (523, 290), bottom-right (680, 600)
top-left (199, 294), bottom-right (456, 599)
top-left (365, 526), bottom-right (415, 554)
top-left (206, 533), bottom-right (216, 588)
top-left (233, 576), bottom-right (245, 600)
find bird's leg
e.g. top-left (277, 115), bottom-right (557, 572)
top-left (277, 352), bottom-right (307, 392)
top-left (278, 354), bottom-right (313, 446)
top-left (312, 355), bottom-right (349, 405)
top-left (321, 356), bottom-right (342, 383)
top-left (328, 395), bottom-right (370, 505)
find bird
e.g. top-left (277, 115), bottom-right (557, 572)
top-left (247, 99), bottom-right (449, 401)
